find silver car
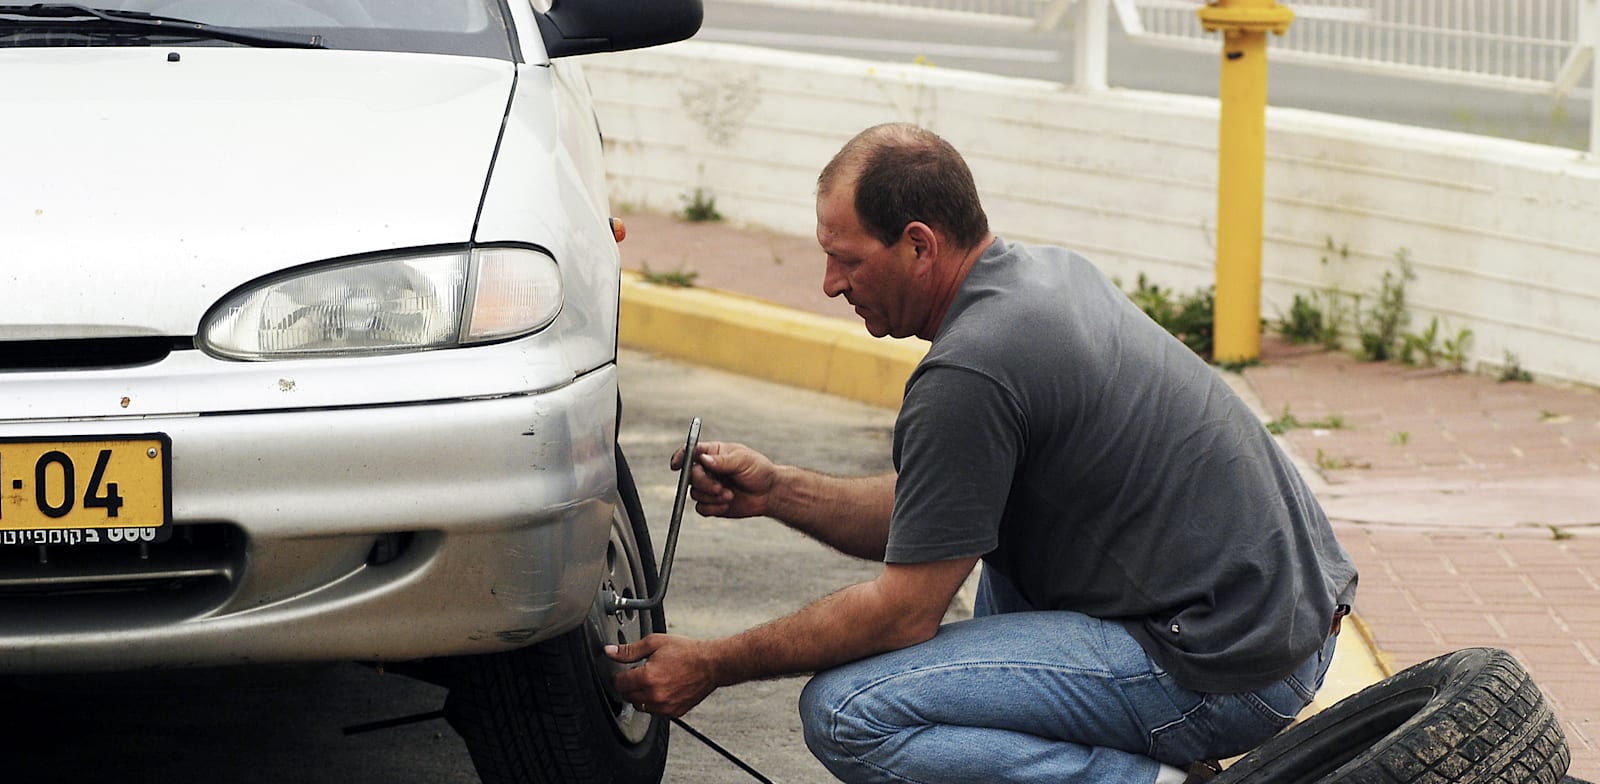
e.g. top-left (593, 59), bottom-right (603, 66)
top-left (0, 0), bottom-right (699, 780)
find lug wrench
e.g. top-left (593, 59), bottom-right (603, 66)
top-left (603, 416), bottom-right (699, 614)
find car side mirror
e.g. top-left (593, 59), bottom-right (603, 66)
top-left (536, 0), bottom-right (704, 58)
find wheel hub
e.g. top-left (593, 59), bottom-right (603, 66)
top-left (588, 510), bottom-right (654, 743)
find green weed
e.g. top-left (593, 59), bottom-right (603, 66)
top-left (1315, 449), bottom-right (1370, 471)
top-left (1125, 274), bottom-right (1216, 360)
top-left (1278, 293), bottom-right (1325, 345)
top-left (1357, 248), bottom-right (1415, 361)
top-left (639, 263), bottom-right (699, 288)
top-left (678, 188), bottom-right (723, 223)
top-left (1498, 351), bottom-right (1534, 383)
top-left (1441, 327), bottom-right (1473, 372)
top-left (1265, 405), bottom-right (1347, 435)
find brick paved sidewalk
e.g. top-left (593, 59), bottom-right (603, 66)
top-left (620, 210), bottom-right (1600, 779)
top-left (1245, 342), bottom-right (1600, 780)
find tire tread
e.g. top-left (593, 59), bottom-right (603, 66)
top-left (442, 446), bottom-right (669, 783)
top-left (1218, 648), bottom-right (1570, 784)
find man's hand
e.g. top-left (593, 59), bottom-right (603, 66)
top-left (673, 438), bottom-right (895, 560)
top-left (607, 634), bottom-right (719, 719)
top-left (671, 441), bottom-right (777, 519)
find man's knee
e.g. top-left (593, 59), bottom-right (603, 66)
top-left (798, 670), bottom-right (846, 755)
top-left (799, 668), bottom-right (881, 780)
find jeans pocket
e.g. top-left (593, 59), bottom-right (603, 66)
top-left (1241, 690), bottom-right (1301, 725)
top-left (1152, 684), bottom-right (1305, 763)
top-left (1199, 691), bottom-right (1298, 760)
top-left (1284, 633), bottom-right (1339, 702)
top-left (1146, 694), bottom-right (1212, 766)
top-left (1282, 672), bottom-right (1316, 704)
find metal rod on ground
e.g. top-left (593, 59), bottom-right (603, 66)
top-left (673, 717), bottom-right (777, 784)
top-left (342, 709), bottom-right (446, 736)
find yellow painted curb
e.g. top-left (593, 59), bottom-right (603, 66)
top-left (620, 272), bottom-right (927, 409)
top-left (1304, 613), bottom-right (1390, 717)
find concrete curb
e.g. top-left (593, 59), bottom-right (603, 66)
top-left (619, 275), bottom-right (1388, 712)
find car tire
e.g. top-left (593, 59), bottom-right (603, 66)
top-left (1215, 647), bottom-right (1569, 783)
top-left (445, 447), bottom-right (669, 784)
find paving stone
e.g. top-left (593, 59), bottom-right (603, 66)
top-left (1248, 339), bottom-right (1600, 780)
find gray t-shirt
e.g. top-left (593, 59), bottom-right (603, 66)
top-left (887, 237), bottom-right (1358, 694)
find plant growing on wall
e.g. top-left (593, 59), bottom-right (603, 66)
top-left (1401, 317), bottom-right (1476, 373)
top-left (1278, 293), bottom-right (1323, 344)
top-left (1276, 236), bottom-right (1352, 350)
top-left (1354, 248), bottom-right (1415, 362)
top-left (1124, 273), bottom-right (1215, 360)
top-left (1499, 351), bottom-right (1534, 383)
top-left (678, 187), bottom-right (722, 222)
top-left (1401, 316), bottom-right (1443, 366)
top-left (1276, 289), bottom-right (1348, 350)
top-left (1274, 241), bottom-right (1496, 376)
top-left (1441, 327), bottom-right (1474, 372)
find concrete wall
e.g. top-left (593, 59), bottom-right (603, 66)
top-left (581, 41), bottom-right (1600, 387)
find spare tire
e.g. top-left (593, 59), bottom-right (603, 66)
top-left (1217, 647), bottom-right (1569, 783)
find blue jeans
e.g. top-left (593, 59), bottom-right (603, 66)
top-left (799, 568), bottom-right (1338, 784)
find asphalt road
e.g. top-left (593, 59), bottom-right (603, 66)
top-left (0, 349), bottom-right (898, 784)
top-left (696, 0), bottom-right (1593, 150)
top-left (619, 348), bottom-right (900, 784)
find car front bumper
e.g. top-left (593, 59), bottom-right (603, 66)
top-left (0, 365), bottom-right (618, 673)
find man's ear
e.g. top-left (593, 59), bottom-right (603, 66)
top-left (903, 222), bottom-right (939, 271)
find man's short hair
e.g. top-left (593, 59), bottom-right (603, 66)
top-left (818, 123), bottom-right (990, 251)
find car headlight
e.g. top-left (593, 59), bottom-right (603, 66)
top-left (200, 247), bottom-right (563, 360)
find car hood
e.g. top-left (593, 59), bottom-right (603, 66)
top-left (0, 47), bottom-right (514, 340)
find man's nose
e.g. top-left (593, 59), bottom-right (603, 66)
top-left (822, 258), bottom-right (847, 299)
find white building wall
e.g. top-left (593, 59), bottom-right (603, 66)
top-left (580, 42), bottom-right (1600, 386)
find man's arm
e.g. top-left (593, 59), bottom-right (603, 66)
top-left (608, 555), bottom-right (978, 718)
top-left (764, 466), bottom-right (895, 560)
top-left (677, 441), bottom-right (896, 561)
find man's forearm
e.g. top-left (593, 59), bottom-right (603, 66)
top-left (609, 557), bottom-right (977, 718)
top-left (766, 469), bottom-right (895, 560)
top-left (705, 581), bottom-right (923, 686)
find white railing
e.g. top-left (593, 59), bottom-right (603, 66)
top-left (1121, 0), bottom-right (1582, 92)
top-left (768, 0), bottom-right (1054, 22)
top-left (1110, 0), bottom-right (1598, 152)
top-left (726, 0), bottom-right (1599, 152)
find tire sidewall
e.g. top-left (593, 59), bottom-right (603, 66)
top-left (593, 446), bottom-right (671, 769)
top-left (1217, 647), bottom-right (1566, 784)
top-left (443, 446), bottom-right (670, 784)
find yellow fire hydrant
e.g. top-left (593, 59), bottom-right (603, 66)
top-left (1199, 0), bottom-right (1293, 364)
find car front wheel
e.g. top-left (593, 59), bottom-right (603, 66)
top-left (445, 447), bottom-right (669, 783)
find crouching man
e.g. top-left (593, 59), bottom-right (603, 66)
top-left (608, 123), bottom-right (1357, 784)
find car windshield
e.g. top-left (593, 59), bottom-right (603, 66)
top-left (0, 0), bottom-right (515, 58)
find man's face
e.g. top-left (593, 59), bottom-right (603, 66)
top-left (816, 184), bottom-right (919, 339)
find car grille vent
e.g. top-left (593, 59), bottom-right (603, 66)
top-left (0, 337), bottom-right (191, 371)
top-left (0, 524), bottom-right (242, 618)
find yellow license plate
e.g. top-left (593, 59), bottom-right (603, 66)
top-left (0, 435), bottom-right (171, 544)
